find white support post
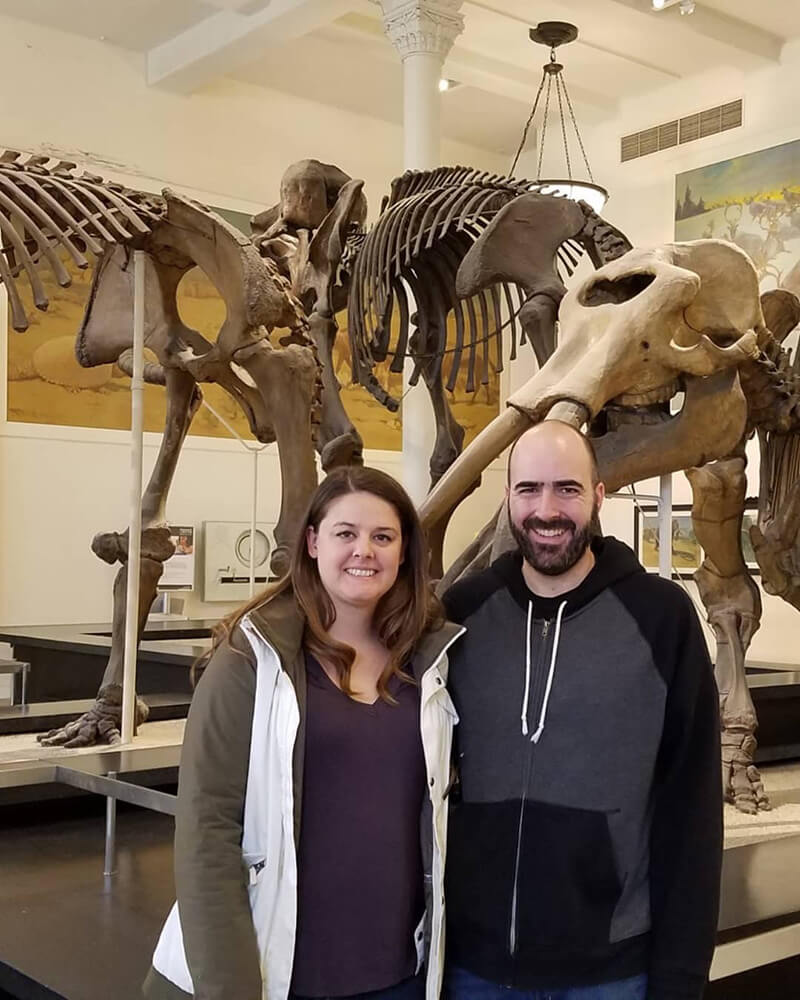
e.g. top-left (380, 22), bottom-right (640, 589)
top-left (121, 251), bottom-right (146, 745)
top-left (658, 472), bottom-right (673, 581)
top-left (374, 0), bottom-right (464, 504)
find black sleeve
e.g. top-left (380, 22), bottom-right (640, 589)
top-left (441, 577), bottom-right (472, 624)
top-left (441, 561), bottom-right (507, 625)
top-left (174, 635), bottom-right (263, 1000)
top-left (648, 595), bottom-right (723, 1000)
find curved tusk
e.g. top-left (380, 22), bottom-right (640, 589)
top-left (544, 400), bottom-right (590, 428)
top-left (420, 406), bottom-right (531, 530)
top-left (669, 330), bottom-right (759, 376)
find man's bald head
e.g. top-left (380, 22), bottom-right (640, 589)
top-left (506, 421), bottom-right (604, 579)
top-left (507, 421), bottom-right (601, 490)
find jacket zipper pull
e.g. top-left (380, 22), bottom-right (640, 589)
top-left (542, 619), bottom-right (550, 638)
top-left (249, 859), bottom-right (267, 885)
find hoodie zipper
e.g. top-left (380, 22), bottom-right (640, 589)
top-left (509, 617), bottom-right (550, 956)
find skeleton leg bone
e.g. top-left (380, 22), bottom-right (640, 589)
top-left (309, 311), bottom-right (363, 471)
top-left (37, 370), bottom-right (202, 747)
top-left (752, 447), bottom-right (800, 609)
top-left (233, 340), bottom-right (319, 576)
top-left (418, 337), bottom-right (466, 489)
top-left (686, 454), bottom-right (769, 813)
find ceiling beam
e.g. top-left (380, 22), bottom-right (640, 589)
top-left (328, 15), bottom-right (617, 116)
top-left (147, 0), bottom-right (358, 92)
top-left (464, 1), bottom-right (681, 81)
top-left (601, 0), bottom-right (783, 64)
top-left (446, 47), bottom-right (617, 119)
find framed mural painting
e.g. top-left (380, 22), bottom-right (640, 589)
top-left (634, 502), bottom-right (761, 578)
top-left (634, 503), bottom-right (702, 578)
top-left (674, 138), bottom-right (800, 297)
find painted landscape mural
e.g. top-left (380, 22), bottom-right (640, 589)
top-left (6, 205), bottom-right (499, 450)
top-left (675, 138), bottom-right (800, 297)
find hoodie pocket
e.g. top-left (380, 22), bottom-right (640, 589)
top-left (516, 800), bottom-right (622, 957)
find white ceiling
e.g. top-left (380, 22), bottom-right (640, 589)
top-left (0, 0), bottom-right (217, 51)
top-left (2, 0), bottom-right (797, 154)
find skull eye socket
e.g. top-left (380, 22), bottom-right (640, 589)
top-left (580, 272), bottom-right (656, 307)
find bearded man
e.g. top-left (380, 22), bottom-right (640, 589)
top-left (441, 421), bottom-right (722, 1000)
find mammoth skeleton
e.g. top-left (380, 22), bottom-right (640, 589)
top-left (0, 149), bottom-right (326, 745)
top-left (257, 166), bottom-right (800, 813)
top-left (417, 232), bottom-right (800, 815)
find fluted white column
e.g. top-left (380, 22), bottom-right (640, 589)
top-left (374, 0), bottom-right (464, 503)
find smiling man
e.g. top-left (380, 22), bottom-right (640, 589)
top-left (442, 421), bottom-right (723, 1000)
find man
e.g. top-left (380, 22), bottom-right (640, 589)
top-left (442, 421), bottom-right (722, 1000)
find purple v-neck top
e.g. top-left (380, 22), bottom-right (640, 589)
top-left (290, 652), bottom-right (426, 998)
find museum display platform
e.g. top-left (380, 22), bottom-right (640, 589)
top-left (0, 742), bottom-right (799, 999)
top-left (2, 620), bottom-right (798, 760)
top-left (745, 662), bottom-right (800, 764)
top-left (0, 620), bottom-right (215, 735)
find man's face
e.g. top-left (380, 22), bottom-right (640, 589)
top-left (506, 427), bottom-right (604, 577)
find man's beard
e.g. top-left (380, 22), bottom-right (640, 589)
top-left (509, 500), bottom-right (599, 577)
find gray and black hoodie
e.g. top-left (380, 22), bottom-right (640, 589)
top-left (442, 536), bottom-right (722, 1000)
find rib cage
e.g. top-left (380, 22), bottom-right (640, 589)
top-left (0, 149), bottom-right (165, 332)
top-left (348, 166), bottom-right (588, 410)
top-left (755, 335), bottom-right (800, 524)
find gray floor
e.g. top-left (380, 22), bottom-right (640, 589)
top-left (0, 798), bottom-right (175, 1000)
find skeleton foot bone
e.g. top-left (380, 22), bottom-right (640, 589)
top-left (37, 683), bottom-right (150, 748)
top-left (722, 725), bottom-right (770, 814)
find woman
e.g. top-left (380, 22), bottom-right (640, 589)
top-left (144, 466), bottom-right (463, 1000)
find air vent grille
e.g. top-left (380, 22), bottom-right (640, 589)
top-left (621, 98), bottom-right (742, 162)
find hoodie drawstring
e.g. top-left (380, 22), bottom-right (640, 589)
top-left (520, 601), bottom-right (534, 737)
top-left (521, 599), bottom-right (567, 743)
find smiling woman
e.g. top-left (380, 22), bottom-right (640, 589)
top-left (144, 466), bottom-right (464, 1000)
top-left (281, 466), bottom-right (442, 703)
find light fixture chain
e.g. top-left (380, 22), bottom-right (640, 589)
top-left (509, 72), bottom-right (547, 178)
top-left (555, 74), bottom-right (572, 182)
top-left (537, 70), bottom-right (554, 181)
top-left (561, 75), bottom-right (595, 183)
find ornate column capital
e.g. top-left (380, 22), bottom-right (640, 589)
top-left (373, 0), bottom-right (464, 60)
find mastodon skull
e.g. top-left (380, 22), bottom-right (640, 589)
top-left (507, 239), bottom-right (763, 422)
top-left (420, 239), bottom-right (765, 528)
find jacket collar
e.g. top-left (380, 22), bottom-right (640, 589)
top-left (244, 585), bottom-right (463, 681)
top-left (245, 586), bottom-right (305, 677)
top-left (409, 620), bottom-right (465, 682)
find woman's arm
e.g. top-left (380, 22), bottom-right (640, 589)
top-left (174, 637), bottom-right (263, 1000)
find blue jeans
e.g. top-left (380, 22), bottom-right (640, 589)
top-left (443, 965), bottom-right (648, 1000)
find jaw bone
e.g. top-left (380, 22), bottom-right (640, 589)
top-left (594, 369), bottom-right (747, 492)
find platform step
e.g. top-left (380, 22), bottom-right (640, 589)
top-left (0, 693), bottom-right (191, 736)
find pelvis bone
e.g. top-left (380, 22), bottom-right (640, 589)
top-left (421, 239), bottom-right (764, 529)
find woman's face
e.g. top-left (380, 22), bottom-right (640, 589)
top-left (306, 491), bottom-right (404, 614)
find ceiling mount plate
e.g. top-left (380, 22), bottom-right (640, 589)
top-left (529, 21), bottom-right (579, 48)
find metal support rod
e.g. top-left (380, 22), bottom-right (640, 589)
top-left (121, 251), bottom-right (146, 744)
top-left (658, 473), bottom-right (673, 580)
top-left (249, 449), bottom-right (258, 598)
top-left (104, 771), bottom-right (118, 877)
top-left (54, 766), bottom-right (178, 814)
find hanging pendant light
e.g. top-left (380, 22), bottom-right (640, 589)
top-left (510, 21), bottom-right (609, 212)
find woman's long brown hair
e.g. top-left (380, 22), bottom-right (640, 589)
top-left (198, 466), bottom-right (443, 702)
